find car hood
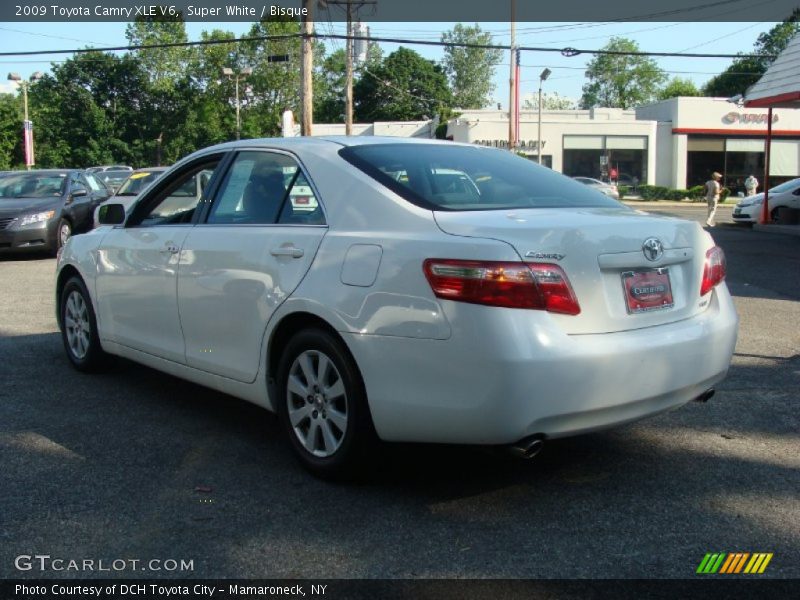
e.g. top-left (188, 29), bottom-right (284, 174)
top-left (0, 197), bottom-right (62, 216)
top-left (737, 193), bottom-right (764, 206)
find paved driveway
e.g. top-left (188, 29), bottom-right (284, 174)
top-left (1, 221), bottom-right (797, 580)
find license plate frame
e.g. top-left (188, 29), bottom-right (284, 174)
top-left (621, 268), bottom-right (674, 314)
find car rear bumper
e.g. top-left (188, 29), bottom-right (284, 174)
top-left (344, 284), bottom-right (738, 445)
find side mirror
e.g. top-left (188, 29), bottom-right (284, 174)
top-left (71, 188), bottom-right (88, 198)
top-left (98, 203), bottom-right (126, 225)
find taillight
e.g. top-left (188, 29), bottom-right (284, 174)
top-left (700, 246), bottom-right (726, 296)
top-left (422, 259), bottom-right (581, 315)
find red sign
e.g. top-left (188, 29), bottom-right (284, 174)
top-left (622, 269), bottom-right (674, 313)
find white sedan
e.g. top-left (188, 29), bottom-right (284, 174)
top-left (56, 137), bottom-right (738, 478)
top-left (732, 177), bottom-right (800, 223)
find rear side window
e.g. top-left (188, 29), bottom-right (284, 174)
top-left (340, 144), bottom-right (622, 211)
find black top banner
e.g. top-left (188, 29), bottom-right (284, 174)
top-left (3, 0), bottom-right (800, 22)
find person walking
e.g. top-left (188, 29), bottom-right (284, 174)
top-left (745, 174), bottom-right (759, 196)
top-left (705, 171), bottom-right (723, 227)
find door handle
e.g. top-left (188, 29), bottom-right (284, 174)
top-left (270, 245), bottom-right (304, 258)
top-left (160, 243), bottom-right (180, 255)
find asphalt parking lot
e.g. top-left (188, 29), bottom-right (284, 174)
top-left (1, 205), bottom-right (798, 580)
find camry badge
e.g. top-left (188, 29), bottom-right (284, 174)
top-left (642, 238), bottom-right (664, 262)
top-left (525, 251), bottom-right (565, 261)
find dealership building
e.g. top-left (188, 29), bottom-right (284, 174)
top-left (445, 97), bottom-right (800, 192)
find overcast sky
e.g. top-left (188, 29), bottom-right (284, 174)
top-left (0, 21), bottom-right (774, 108)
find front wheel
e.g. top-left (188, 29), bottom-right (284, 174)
top-left (277, 328), bottom-right (377, 479)
top-left (60, 276), bottom-right (109, 372)
top-left (56, 218), bottom-right (72, 250)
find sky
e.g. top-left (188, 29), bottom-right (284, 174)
top-left (0, 20), bottom-right (775, 108)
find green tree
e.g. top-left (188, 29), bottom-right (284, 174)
top-left (523, 92), bottom-right (576, 110)
top-left (658, 77), bottom-right (700, 100)
top-left (580, 37), bottom-right (667, 109)
top-left (441, 23), bottom-right (502, 109)
top-left (0, 93), bottom-right (22, 169)
top-left (125, 11), bottom-right (190, 94)
top-left (703, 12), bottom-right (799, 97)
top-left (315, 43), bottom-right (382, 123)
top-left (28, 73), bottom-right (112, 167)
top-left (354, 47), bottom-right (452, 121)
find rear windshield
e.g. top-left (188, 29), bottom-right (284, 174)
top-left (339, 144), bottom-right (622, 211)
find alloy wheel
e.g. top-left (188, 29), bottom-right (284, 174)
top-left (64, 290), bottom-right (91, 360)
top-left (286, 350), bottom-right (349, 458)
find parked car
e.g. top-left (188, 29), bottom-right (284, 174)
top-left (57, 138), bottom-right (738, 478)
top-left (572, 176), bottom-right (620, 199)
top-left (0, 169), bottom-right (111, 254)
top-left (98, 169), bottom-right (136, 194)
top-left (86, 165), bottom-right (133, 173)
top-left (732, 177), bottom-right (800, 224)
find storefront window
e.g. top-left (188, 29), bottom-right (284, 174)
top-left (563, 136), bottom-right (647, 185)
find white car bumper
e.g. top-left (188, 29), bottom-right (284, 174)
top-left (344, 285), bottom-right (738, 445)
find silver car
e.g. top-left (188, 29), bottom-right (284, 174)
top-left (573, 176), bottom-right (620, 200)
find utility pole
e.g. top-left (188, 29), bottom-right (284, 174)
top-left (327, 0), bottom-right (375, 135)
top-left (345, 0), bottom-right (354, 135)
top-left (301, 0), bottom-right (314, 136)
top-left (508, 0), bottom-right (516, 150)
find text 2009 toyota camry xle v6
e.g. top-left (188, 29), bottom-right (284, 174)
top-left (56, 138), bottom-right (738, 477)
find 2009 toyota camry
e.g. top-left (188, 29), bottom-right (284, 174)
top-left (56, 137), bottom-right (738, 477)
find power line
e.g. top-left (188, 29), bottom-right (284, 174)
top-left (0, 30), bottom-right (778, 60)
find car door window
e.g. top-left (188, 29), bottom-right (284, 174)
top-left (133, 159), bottom-right (221, 227)
top-left (278, 170), bottom-right (325, 225)
top-left (82, 174), bottom-right (104, 192)
top-left (207, 151), bottom-right (297, 225)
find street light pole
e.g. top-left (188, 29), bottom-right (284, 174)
top-left (537, 68), bottom-right (551, 165)
top-left (222, 67), bottom-right (252, 140)
top-left (8, 72), bottom-right (42, 170)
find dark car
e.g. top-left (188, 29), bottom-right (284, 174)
top-left (0, 170), bottom-right (111, 254)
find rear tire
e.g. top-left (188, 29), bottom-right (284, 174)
top-left (277, 328), bottom-right (377, 479)
top-left (771, 207), bottom-right (781, 224)
top-left (60, 276), bottom-right (109, 372)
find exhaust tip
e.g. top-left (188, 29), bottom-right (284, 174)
top-left (693, 388), bottom-right (716, 403)
top-left (507, 435), bottom-right (545, 460)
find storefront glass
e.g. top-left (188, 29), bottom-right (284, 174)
top-left (562, 135), bottom-right (647, 185)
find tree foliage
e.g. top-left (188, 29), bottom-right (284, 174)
top-left (0, 94), bottom-right (21, 170)
top-left (703, 12), bottom-right (800, 97)
top-left (355, 47), bottom-right (452, 122)
top-left (523, 92), bottom-right (576, 110)
top-left (441, 23), bottom-right (502, 109)
top-left (580, 37), bottom-right (667, 109)
top-left (658, 77), bottom-right (700, 100)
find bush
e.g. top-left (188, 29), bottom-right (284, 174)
top-left (665, 188), bottom-right (690, 201)
top-left (688, 185), bottom-right (705, 202)
top-left (617, 185), bottom-right (630, 197)
top-left (637, 185), bottom-right (669, 201)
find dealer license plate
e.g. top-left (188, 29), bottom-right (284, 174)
top-left (621, 268), bottom-right (674, 314)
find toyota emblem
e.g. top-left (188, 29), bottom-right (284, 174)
top-left (642, 238), bottom-right (664, 262)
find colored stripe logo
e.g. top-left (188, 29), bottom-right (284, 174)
top-left (697, 552), bottom-right (773, 574)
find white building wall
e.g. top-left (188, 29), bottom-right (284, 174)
top-left (654, 122), bottom-right (674, 187)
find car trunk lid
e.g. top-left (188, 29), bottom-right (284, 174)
top-left (433, 206), bottom-right (711, 334)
